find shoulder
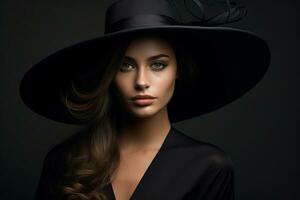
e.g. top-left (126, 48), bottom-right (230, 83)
top-left (193, 140), bottom-right (234, 171)
top-left (41, 141), bottom-right (70, 178)
top-left (172, 127), bottom-right (234, 172)
top-left (42, 128), bottom-right (88, 174)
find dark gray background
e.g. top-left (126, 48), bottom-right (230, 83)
top-left (1, 0), bottom-right (299, 199)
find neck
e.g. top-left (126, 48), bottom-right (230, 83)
top-left (117, 107), bottom-right (171, 151)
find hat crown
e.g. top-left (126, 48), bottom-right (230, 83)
top-left (105, 0), bottom-right (179, 34)
top-left (104, 0), bottom-right (248, 34)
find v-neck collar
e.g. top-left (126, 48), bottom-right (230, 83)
top-left (107, 125), bottom-right (180, 200)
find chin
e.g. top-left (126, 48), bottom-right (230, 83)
top-left (130, 108), bottom-right (158, 117)
top-left (126, 105), bottom-right (164, 119)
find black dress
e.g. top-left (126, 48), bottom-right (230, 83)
top-left (35, 125), bottom-right (234, 200)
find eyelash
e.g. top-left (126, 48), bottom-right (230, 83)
top-left (120, 62), bottom-right (167, 72)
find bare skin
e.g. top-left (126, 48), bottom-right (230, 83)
top-left (111, 36), bottom-right (178, 200)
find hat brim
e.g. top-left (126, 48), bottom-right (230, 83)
top-left (19, 25), bottom-right (271, 124)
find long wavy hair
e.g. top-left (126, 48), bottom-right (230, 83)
top-left (58, 32), bottom-right (199, 200)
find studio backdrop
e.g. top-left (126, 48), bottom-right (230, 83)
top-left (0, 0), bottom-right (299, 199)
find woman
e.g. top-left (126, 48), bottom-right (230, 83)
top-left (19, 0), bottom-right (270, 200)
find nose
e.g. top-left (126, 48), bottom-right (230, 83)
top-left (134, 66), bottom-right (149, 90)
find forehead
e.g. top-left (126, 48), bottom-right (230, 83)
top-left (124, 35), bottom-right (175, 57)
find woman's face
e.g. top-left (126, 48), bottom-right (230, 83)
top-left (113, 36), bottom-right (177, 120)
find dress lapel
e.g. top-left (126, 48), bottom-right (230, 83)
top-left (106, 125), bottom-right (187, 200)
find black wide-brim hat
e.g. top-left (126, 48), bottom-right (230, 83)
top-left (19, 0), bottom-right (271, 124)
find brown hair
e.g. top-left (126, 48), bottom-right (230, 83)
top-left (58, 32), bottom-right (198, 200)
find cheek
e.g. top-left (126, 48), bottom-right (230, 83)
top-left (156, 71), bottom-right (176, 97)
top-left (114, 75), bottom-right (131, 97)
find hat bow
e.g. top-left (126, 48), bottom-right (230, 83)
top-left (105, 0), bottom-right (247, 34)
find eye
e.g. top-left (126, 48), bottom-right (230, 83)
top-left (120, 62), bottom-right (134, 72)
top-left (151, 62), bottom-right (167, 71)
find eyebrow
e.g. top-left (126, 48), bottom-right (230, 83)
top-left (123, 54), bottom-right (170, 62)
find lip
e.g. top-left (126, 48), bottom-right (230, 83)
top-left (131, 94), bottom-right (156, 106)
top-left (131, 94), bottom-right (156, 100)
top-left (132, 98), bottom-right (156, 106)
